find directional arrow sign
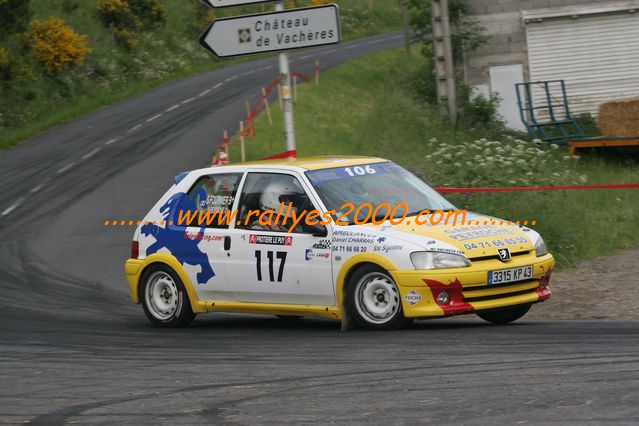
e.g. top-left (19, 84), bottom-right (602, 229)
top-left (201, 0), bottom-right (275, 7)
top-left (199, 4), bottom-right (341, 58)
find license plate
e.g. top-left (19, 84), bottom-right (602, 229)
top-left (488, 266), bottom-right (533, 285)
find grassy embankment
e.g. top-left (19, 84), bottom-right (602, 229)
top-left (0, 0), bottom-right (402, 150)
top-left (229, 48), bottom-right (639, 269)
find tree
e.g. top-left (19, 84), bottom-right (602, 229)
top-left (0, 0), bottom-right (33, 40)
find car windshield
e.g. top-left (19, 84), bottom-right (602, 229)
top-left (306, 161), bottom-right (456, 224)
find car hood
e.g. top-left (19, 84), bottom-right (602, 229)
top-left (363, 212), bottom-right (538, 259)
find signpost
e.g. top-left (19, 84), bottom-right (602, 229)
top-left (199, 2), bottom-right (341, 159)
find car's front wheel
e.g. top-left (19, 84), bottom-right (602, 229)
top-left (476, 304), bottom-right (531, 324)
top-left (140, 265), bottom-right (195, 328)
top-left (346, 265), bottom-right (413, 330)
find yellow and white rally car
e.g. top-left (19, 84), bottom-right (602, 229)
top-left (124, 156), bottom-right (554, 330)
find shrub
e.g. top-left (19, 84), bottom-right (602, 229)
top-left (61, 0), bottom-right (80, 14)
top-left (0, 0), bottom-right (32, 40)
top-left (461, 87), bottom-right (504, 127)
top-left (113, 28), bottom-right (140, 50)
top-left (24, 17), bottom-right (90, 76)
top-left (0, 47), bottom-right (11, 81)
top-left (128, 0), bottom-right (166, 28)
top-left (96, 0), bottom-right (138, 30)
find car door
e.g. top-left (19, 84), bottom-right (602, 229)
top-left (174, 172), bottom-right (243, 301)
top-left (224, 171), bottom-right (335, 306)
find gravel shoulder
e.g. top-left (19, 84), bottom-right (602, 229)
top-left (528, 248), bottom-right (639, 321)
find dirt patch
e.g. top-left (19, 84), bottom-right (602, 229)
top-left (528, 248), bottom-right (639, 321)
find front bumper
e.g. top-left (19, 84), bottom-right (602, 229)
top-left (392, 253), bottom-right (554, 318)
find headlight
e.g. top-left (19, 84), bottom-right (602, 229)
top-left (410, 251), bottom-right (470, 270)
top-left (534, 237), bottom-right (548, 257)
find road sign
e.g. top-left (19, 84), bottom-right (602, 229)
top-left (202, 0), bottom-right (275, 7)
top-left (199, 4), bottom-right (341, 58)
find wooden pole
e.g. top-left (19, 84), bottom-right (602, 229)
top-left (239, 121), bottom-right (246, 162)
top-left (245, 100), bottom-right (251, 118)
top-left (315, 60), bottom-right (320, 86)
top-left (401, 0), bottom-right (412, 56)
top-left (262, 87), bottom-right (273, 125)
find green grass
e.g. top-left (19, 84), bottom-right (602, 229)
top-left (230, 48), bottom-right (639, 269)
top-left (0, 0), bottom-right (402, 150)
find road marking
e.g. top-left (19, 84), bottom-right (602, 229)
top-left (30, 185), bottom-right (43, 193)
top-left (242, 70), bottom-right (255, 75)
top-left (166, 104), bottom-right (180, 112)
top-left (104, 138), bottom-right (117, 145)
top-left (225, 75), bottom-right (238, 82)
top-left (146, 113), bottom-right (163, 122)
top-left (57, 163), bottom-right (76, 174)
top-left (181, 98), bottom-right (196, 104)
top-left (368, 39), bottom-right (384, 44)
top-left (213, 82), bottom-right (224, 89)
top-left (300, 55), bottom-right (312, 60)
top-left (391, 35), bottom-right (403, 40)
top-left (259, 66), bottom-right (273, 71)
top-left (82, 148), bottom-right (101, 160)
top-left (2, 198), bottom-right (24, 216)
top-left (128, 124), bottom-right (142, 133)
top-left (198, 89), bottom-right (211, 97)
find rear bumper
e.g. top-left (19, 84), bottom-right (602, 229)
top-left (124, 259), bottom-right (145, 304)
top-left (392, 253), bottom-right (554, 318)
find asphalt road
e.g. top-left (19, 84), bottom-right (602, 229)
top-left (1, 31), bottom-right (638, 424)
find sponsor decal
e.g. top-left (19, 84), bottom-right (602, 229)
top-left (305, 249), bottom-right (330, 261)
top-left (404, 290), bottom-right (422, 305)
top-left (377, 237), bottom-right (387, 243)
top-left (444, 225), bottom-right (513, 242)
top-left (249, 234), bottom-right (293, 246)
top-left (305, 249), bottom-right (314, 261)
top-left (183, 232), bottom-right (223, 242)
top-left (312, 239), bottom-right (331, 250)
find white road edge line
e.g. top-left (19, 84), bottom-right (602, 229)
top-left (213, 82), bottom-right (224, 89)
top-left (30, 184), bottom-right (43, 193)
top-left (146, 114), bottom-right (163, 122)
top-left (368, 39), bottom-right (384, 44)
top-left (300, 55), bottom-right (312, 60)
top-left (57, 163), bottom-right (76, 174)
top-left (82, 148), bottom-right (101, 160)
top-left (181, 98), bottom-right (196, 104)
top-left (2, 198), bottom-right (24, 216)
top-left (391, 35), bottom-right (403, 40)
top-left (128, 124), bottom-right (142, 133)
top-left (242, 70), bottom-right (255, 75)
top-left (104, 138), bottom-right (117, 145)
top-left (198, 89), bottom-right (211, 97)
top-left (259, 66), bottom-right (273, 71)
top-left (166, 104), bottom-right (180, 112)
top-left (225, 75), bottom-right (238, 82)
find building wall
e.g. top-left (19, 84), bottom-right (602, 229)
top-left (461, 0), bottom-right (621, 86)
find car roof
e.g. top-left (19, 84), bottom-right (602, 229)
top-left (214, 156), bottom-right (389, 171)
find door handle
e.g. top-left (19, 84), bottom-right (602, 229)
top-left (224, 236), bottom-right (231, 251)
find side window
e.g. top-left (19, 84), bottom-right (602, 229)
top-left (236, 173), bottom-right (316, 234)
top-left (184, 173), bottom-right (242, 229)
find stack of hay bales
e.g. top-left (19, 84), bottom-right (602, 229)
top-left (598, 97), bottom-right (639, 136)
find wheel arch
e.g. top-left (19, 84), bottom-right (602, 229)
top-left (335, 254), bottom-right (398, 316)
top-left (135, 254), bottom-right (204, 313)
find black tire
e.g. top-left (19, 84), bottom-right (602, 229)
top-left (276, 315), bottom-right (304, 320)
top-left (476, 304), bottom-right (531, 325)
top-left (345, 264), bottom-right (412, 330)
top-left (139, 264), bottom-right (196, 328)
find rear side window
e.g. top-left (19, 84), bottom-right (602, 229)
top-left (184, 173), bottom-right (243, 229)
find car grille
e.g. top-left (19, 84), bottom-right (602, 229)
top-left (462, 278), bottom-right (539, 303)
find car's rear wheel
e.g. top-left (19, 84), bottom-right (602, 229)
top-left (346, 265), bottom-right (412, 330)
top-left (476, 304), bottom-right (531, 324)
top-left (140, 265), bottom-right (195, 328)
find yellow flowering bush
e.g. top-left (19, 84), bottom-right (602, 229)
top-left (96, 0), bottom-right (137, 29)
top-left (25, 17), bottom-right (90, 75)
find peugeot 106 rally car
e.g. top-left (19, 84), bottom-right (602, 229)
top-left (124, 156), bottom-right (553, 330)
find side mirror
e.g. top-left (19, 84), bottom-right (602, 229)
top-left (308, 223), bottom-right (328, 238)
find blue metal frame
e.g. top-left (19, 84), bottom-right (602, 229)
top-left (516, 80), bottom-right (584, 143)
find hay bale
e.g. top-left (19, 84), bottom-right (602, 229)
top-left (598, 97), bottom-right (639, 137)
